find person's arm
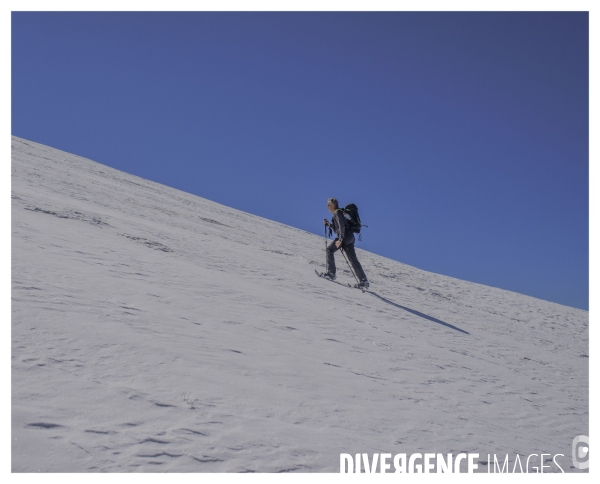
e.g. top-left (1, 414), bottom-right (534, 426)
top-left (335, 210), bottom-right (346, 240)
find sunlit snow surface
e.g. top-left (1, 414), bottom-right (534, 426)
top-left (11, 136), bottom-right (588, 472)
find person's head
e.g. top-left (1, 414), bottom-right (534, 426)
top-left (327, 198), bottom-right (338, 213)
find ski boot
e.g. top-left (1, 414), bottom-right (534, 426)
top-left (355, 278), bottom-right (370, 290)
top-left (322, 271), bottom-right (337, 281)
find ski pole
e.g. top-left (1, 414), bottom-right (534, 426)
top-left (340, 246), bottom-right (360, 286)
top-left (324, 225), bottom-right (329, 273)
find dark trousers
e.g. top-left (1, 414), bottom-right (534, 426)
top-left (326, 234), bottom-right (367, 281)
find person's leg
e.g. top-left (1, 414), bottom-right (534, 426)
top-left (342, 239), bottom-right (367, 281)
top-left (326, 239), bottom-right (339, 274)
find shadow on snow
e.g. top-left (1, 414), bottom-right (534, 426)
top-left (366, 291), bottom-right (470, 335)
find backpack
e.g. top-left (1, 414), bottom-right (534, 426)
top-left (340, 203), bottom-right (365, 235)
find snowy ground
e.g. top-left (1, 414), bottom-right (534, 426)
top-left (11, 136), bottom-right (588, 472)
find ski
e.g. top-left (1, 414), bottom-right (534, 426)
top-left (353, 283), bottom-right (367, 293)
top-left (315, 269), bottom-right (351, 288)
top-left (314, 269), bottom-right (366, 292)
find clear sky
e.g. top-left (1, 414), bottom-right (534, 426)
top-left (11, 11), bottom-right (589, 310)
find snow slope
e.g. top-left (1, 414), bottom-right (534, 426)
top-left (11, 136), bottom-right (588, 472)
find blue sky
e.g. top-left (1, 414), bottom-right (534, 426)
top-left (12, 12), bottom-right (588, 309)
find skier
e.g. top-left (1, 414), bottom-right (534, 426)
top-left (322, 198), bottom-right (369, 289)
